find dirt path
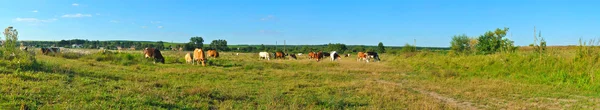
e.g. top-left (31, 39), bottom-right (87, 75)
top-left (376, 80), bottom-right (482, 110)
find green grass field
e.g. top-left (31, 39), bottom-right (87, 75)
top-left (1, 48), bottom-right (599, 109)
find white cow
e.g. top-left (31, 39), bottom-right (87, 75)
top-left (259, 52), bottom-right (271, 60)
top-left (330, 51), bottom-right (341, 61)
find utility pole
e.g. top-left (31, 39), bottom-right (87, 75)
top-left (414, 39), bottom-right (417, 50)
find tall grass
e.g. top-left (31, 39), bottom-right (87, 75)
top-left (390, 45), bottom-right (600, 91)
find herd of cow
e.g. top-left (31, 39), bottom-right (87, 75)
top-left (34, 47), bottom-right (381, 66)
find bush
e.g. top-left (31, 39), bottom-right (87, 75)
top-left (475, 27), bottom-right (517, 54)
top-left (0, 26), bottom-right (40, 70)
top-left (400, 43), bottom-right (417, 53)
top-left (450, 34), bottom-right (471, 55)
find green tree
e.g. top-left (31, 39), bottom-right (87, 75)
top-left (259, 44), bottom-right (266, 51)
top-left (450, 34), bottom-right (471, 54)
top-left (189, 36), bottom-right (204, 49)
top-left (475, 27), bottom-right (516, 54)
top-left (300, 46), bottom-right (311, 53)
top-left (3, 26), bottom-right (18, 52)
top-left (377, 42), bottom-right (385, 53)
top-left (156, 41), bottom-right (165, 50)
top-left (326, 43), bottom-right (348, 53)
top-left (209, 39), bottom-right (228, 51)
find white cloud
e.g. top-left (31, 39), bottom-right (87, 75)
top-left (61, 13), bottom-right (92, 18)
top-left (157, 26), bottom-right (163, 29)
top-left (72, 3), bottom-right (79, 6)
top-left (31, 10), bottom-right (38, 13)
top-left (260, 15), bottom-right (277, 21)
top-left (150, 21), bottom-right (161, 24)
top-left (109, 20), bottom-right (119, 23)
top-left (14, 18), bottom-right (57, 23)
top-left (141, 26), bottom-right (147, 28)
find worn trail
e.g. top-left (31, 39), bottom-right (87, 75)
top-left (376, 80), bottom-right (482, 110)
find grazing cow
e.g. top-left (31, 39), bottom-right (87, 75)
top-left (143, 48), bottom-right (165, 64)
top-left (330, 51), bottom-right (341, 61)
top-left (185, 53), bottom-right (193, 64)
top-left (297, 53), bottom-right (303, 56)
top-left (322, 52), bottom-right (331, 58)
top-left (344, 54), bottom-right (350, 57)
top-left (259, 52), bottom-right (271, 60)
top-left (289, 54), bottom-right (297, 60)
top-left (315, 52), bottom-right (324, 61)
top-left (357, 52), bottom-right (368, 62)
top-left (41, 47), bottom-right (60, 55)
top-left (366, 52), bottom-right (381, 62)
top-left (308, 52), bottom-right (315, 59)
top-left (207, 50), bottom-right (219, 58)
top-left (275, 51), bottom-right (285, 59)
top-left (193, 48), bottom-right (207, 66)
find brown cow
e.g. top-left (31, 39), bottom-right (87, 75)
top-left (315, 52), bottom-right (323, 62)
top-left (308, 52), bottom-right (315, 59)
top-left (207, 49), bottom-right (219, 58)
top-left (357, 52), bottom-right (367, 62)
top-left (193, 48), bottom-right (206, 66)
top-left (144, 48), bottom-right (165, 63)
top-left (275, 51), bottom-right (285, 59)
top-left (185, 53), bottom-right (193, 64)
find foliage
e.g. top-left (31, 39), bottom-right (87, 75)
top-left (0, 26), bottom-right (39, 70)
top-left (400, 43), bottom-right (417, 53)
top-left (156, 41), bottom-right (165, 50)
top-left (377, 42), bottom-right (385, 53)
top-left (209, 39), bottom-right (228, 51)
top-left (3, 26), bottom-right (18, 52)
top-left (533, 31), bottom-right (547, 54)
top-left (575, 39), bottom-right (600, 61)
top-left (189, 36), bottom-right (204, 49)
top-left (259, 44), bottom-right (266, 51)
top-left (21, 38), bottom-right (451, 54)
top-left (450, 34), bottom-right (471, 55)
top-left (326, 43), bottom-right (347, 53)
top-left (475, 27), bottom-right (516, 54)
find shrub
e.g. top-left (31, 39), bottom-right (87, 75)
top-left (475, 27), bottom-right (517, 54)
top-left (450, 34), bottom-right (471, 55)
top-left (0, 26), bottom-right (40, 70)
top-left (400, 43), bottom-right (417, 53)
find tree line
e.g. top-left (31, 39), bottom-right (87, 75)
top-left (21, 36), bottom-right (447, 54)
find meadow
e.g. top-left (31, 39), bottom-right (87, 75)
top-left (1, 47), bottom-right (600, 109)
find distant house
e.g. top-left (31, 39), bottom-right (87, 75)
top-left (72, 44), bottom-right (83, 48)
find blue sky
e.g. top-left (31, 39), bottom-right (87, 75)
top-left (1, 0), bottom-right (599, 47)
